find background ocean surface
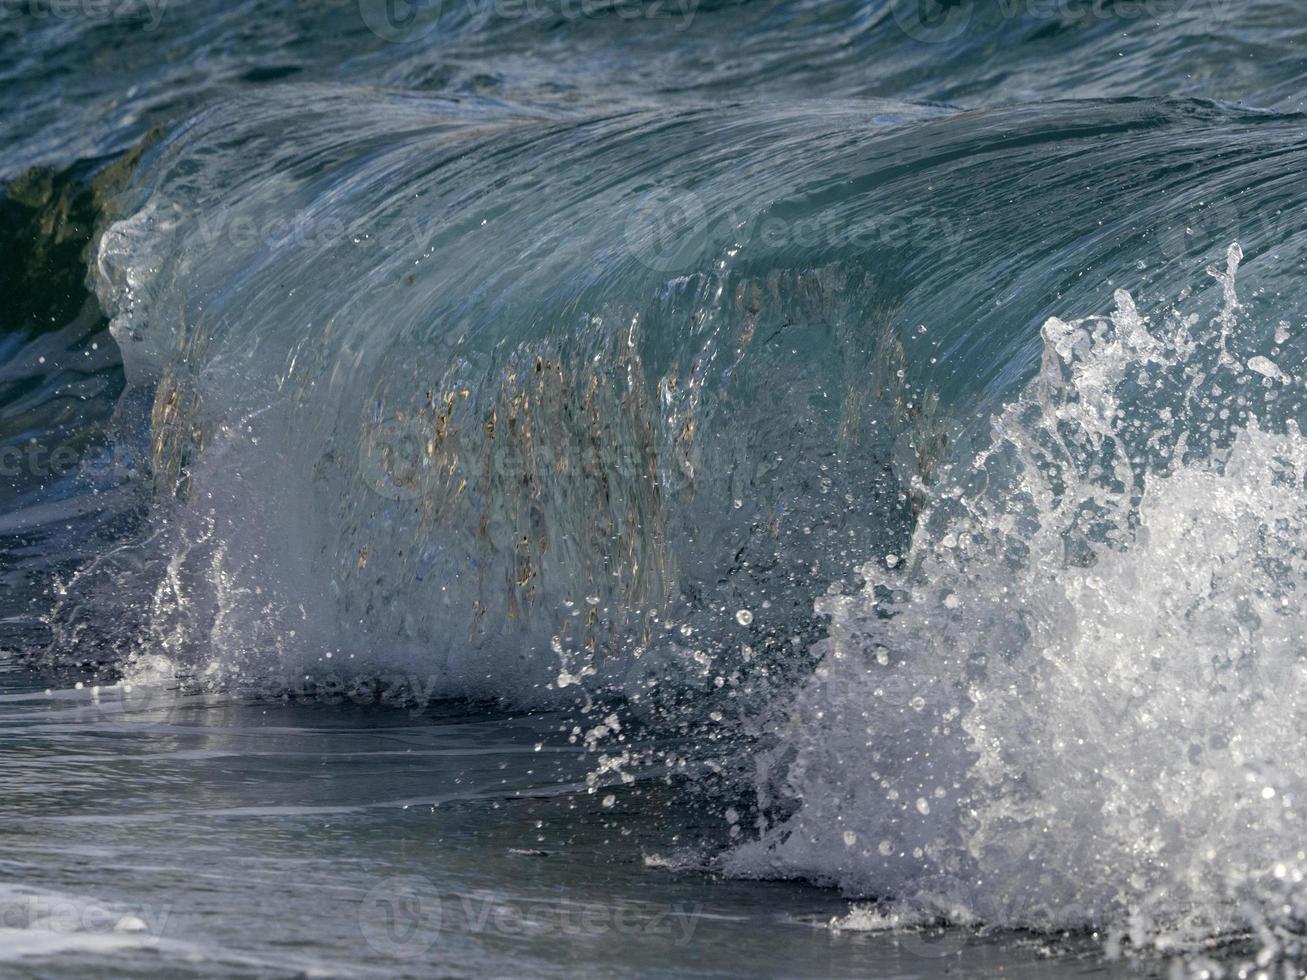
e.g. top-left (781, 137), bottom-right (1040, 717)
top-left (4, 1), bottom-right (1307, 976)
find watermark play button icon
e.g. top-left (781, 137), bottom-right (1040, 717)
top-left (358, 0), bottom-right (445, 43)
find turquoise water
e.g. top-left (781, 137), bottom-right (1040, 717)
top-left (4, 2), bottom-right (1307, 976)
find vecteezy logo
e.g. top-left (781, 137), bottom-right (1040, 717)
top-left (890, 0), bottom-right (973, 43)
top-left (623, 188), bottom-right (709, 273)
top-left (358, 0), bottom-right (444, 43)
top-left (358, 415), bottom-right (427, 501)
top-left (358, 877), bottom-right (442, 959)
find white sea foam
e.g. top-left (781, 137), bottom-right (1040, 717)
top-left (728, 246), bottom-right (1307, 966)
top-left (0, 883), bottom-right (179, 964)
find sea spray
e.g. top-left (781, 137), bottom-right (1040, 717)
top-left (726, 245), bottom-right (1307, 968)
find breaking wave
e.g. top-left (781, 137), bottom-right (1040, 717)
top-left (727, 245), bottom-right (1307, 964)
top-left (7, 64), bottom-right (1307, 975)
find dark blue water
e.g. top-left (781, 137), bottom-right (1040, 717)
top-left (4, 2), bottom-right (1307, 976)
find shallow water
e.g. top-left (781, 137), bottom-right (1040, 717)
top-left (0, 664), bottom-right (1126, 977)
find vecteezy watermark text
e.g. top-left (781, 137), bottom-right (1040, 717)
top-left (0, 892), bottom-right (172, 941)
top-left (0, 0), bottom-right (167, 30)
top-left (359, 876), bottom-right (702, 959)
top-left (66, 668), bottom-right (450, 727)
top-left (0, 441), bottom-right (79, 479)
top-left (623, 187), bottom-right (965, 273)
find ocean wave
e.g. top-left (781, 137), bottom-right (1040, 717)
top-left (6, 67), bottom-right (1307, 970)
top-left (66, 89), bottom-right (1307, 699)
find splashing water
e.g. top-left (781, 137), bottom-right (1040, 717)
top-left (726, 245), bottom-right (1307, 965)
